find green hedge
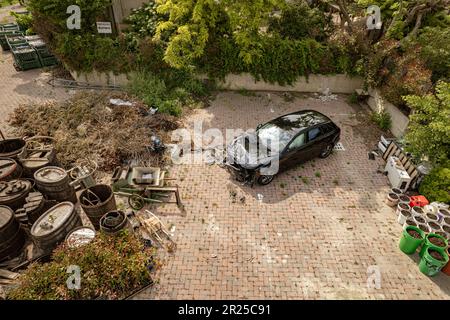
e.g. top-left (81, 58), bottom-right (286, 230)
top-left (197, 36), bottom-right (358, 85)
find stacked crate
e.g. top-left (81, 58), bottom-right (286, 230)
top-left (6, 35), bottom-right (27, 50)
top-left (11, 43), bottom-right (41, 71)
top-left (26, 36), bottom-right (59, 67)
top-left (0, 24), bottom-right (22, 51)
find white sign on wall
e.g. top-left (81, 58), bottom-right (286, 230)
top-left (96, 22), bottom-right (113, 34)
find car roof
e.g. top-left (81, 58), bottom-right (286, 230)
top-left (266, 110), bottom-right (332, 132)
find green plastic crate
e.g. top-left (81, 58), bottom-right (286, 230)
top-left (0, 30), bottom-right (22, 51)
top-left (39, 55), bottom-right (59, 67)
top-left (28, 39), bottom-right (54, 59)
top-left (0, 23), bottom-right (20, 31)
top-left (12, 45), bottom-right (41, 71)
top-left (6, 35), bottom-right (27, 50)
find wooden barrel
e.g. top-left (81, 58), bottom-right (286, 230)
top-left (80, 185), bottom-right (117, 230)
top-left (34, 166), bottom-right (77, 204)
top-left (0, 205), bottom-right (26, 261)
top-left (65, 226), bottom-right (96, 248)
top-left (99, 210), bottom-right (130, 235)
top-left (0, 157), bottom-right (22, 181)
top-left (0, 179), bottom-right (32, 210)
top-left (18, 146), bottom-right (56, 178)
top-left (30, 202), bottom-right (82, 252)
top-left (0, 138), bottom-right (25, 159)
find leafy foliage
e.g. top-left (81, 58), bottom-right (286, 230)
top-left (417, 27), bottom-right (450, 82)
top-left (125, 1), bottom-right (164, 39)
top-left (365, 39), bottom-right (433, 109)
top-left (8, 232), bottom-right (156, 300)
top-left (54, 33), bottom-right (133, 73)
top-left (419, 164), bottom-right (450, 204)
top-left (127, 69), bottom-right (210, 116)
top-left (10, 11), bottom-right (33, 33)
top-left (370, 109), bottom-right (392, 131)
top-left (357, 0), bottom-right (450, 39)
top-left (268, 0), bottom-right (333, 41)
top-left (404, 81), bottom-right (450, 165)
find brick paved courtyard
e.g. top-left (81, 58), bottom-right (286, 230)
top-left (0, 19), bottom-right (449, 298)
top-left (137, 92), bottom-right (450, 300)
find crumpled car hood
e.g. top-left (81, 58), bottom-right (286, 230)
top-left (226, 133), bottom-right (276, 170)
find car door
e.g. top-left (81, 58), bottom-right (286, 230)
top-left (306, 126), bottom-right (326, 158)
top-left (280, 132), bottom-right (314, 170)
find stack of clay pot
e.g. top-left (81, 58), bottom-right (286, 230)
top-left (410, 206), bottom-right (431, 233)
top-left (386, 188), bottom-right (402, 207)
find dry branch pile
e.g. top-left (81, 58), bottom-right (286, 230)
top-left (9, 92), bottom-right (179, 172)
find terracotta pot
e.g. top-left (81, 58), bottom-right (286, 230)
top-left (386, 193), bottom-right (399, 207)
top-left (441, 247), bottom-right (450, 276)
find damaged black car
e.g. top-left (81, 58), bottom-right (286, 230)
top-left (225, 110), bottom-right (341, 186)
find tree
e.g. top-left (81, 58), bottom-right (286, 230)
top-left (268, 0), bottom-right (333, 41)
top-left (419, 164), bottom-right (450, 203)
top-left (357, 0), bottom-right (450, 39)
top-left (417, 26), bottom-right (450, 82)
top-left (403, 81), bottom-right (450, 165)
top-left (155, 0), bottom-right (286, 68)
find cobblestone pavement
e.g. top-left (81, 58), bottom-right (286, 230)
top-left (0, 51), bottom-right (68, 136)
top-left (137, 92), bottom-right (450, 300)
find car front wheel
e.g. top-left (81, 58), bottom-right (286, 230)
top-left (257, 174), bottom-right (274, 185)
top-left (319, 143), bottom-right (334, 158)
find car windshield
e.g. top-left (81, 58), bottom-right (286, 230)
top-left (256, 112), bottom-right (328, 153)
top-left (257, 123), bottom-right (295, 152)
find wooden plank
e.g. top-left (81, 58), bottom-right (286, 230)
top-left (0, 269), bottom-right (20, 280)
top-left (383, 142), bottom-right (395, 161)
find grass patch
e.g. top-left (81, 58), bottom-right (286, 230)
top-left (315, 171), bottom-right (321, 178)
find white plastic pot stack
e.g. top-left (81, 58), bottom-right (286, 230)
top-left (386, 190), bottom-right (400, 207)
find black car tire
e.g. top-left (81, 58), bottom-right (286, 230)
top-left (257, 174), bottom-right (274, 185)
top-left (319, 143), bottom-right (334, 158)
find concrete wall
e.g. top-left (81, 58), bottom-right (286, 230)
top-left (69, 70), bottom-right (131, 87)
top-left (367, 88), bottom-right (410, 138)
top-left (69, 71), bottom-right (364, 94)
top-left (216, 73), bottom-right (364, 94)
top-left (111, 0), bottom-right (148, 32)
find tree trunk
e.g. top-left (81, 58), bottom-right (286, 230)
top-left (336, 0), bottom-right (353, 32)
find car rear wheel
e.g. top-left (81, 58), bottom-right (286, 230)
top-left (257, 174), bottom-right (274, 185)
top-left (319, 143), bottom-right (334, 158)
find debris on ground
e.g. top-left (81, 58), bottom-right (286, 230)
top-left (109, 98), bottom-right (134, 107)
top-left (316, 88), bottom-right (338, 102)
top-left (9, 92), bottom-right (180, 171)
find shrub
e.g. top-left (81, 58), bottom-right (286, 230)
top-left (268, 1), bottom-right (333, 41)
top-left (126, 70), bottom-right (209, 116)
top-left (198, 36), bottom-right (355, 85)
top-left (370, 110), bottom-right (392, 131)
top-left (54, 33), bottom-right (134, 74)
top-left (348, 92), bottom-right (358, 104)
top-left (8, 232), bottom-right (156, 300)
top-left (10, 11), bottom-right (33, 33)
top-left (417, 27), bottom-right (450, 82)
top-left (404, 81), bottom-right (450, 165)
top-left (419, 165), bottom-right (450, 204)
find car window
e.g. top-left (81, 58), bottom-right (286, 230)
top-left (287, 133), bottom-right (306, 151)
top-left (308, 127), bottom-right (321, 141)
top-left (320, 123), bottom-right (334, 135)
